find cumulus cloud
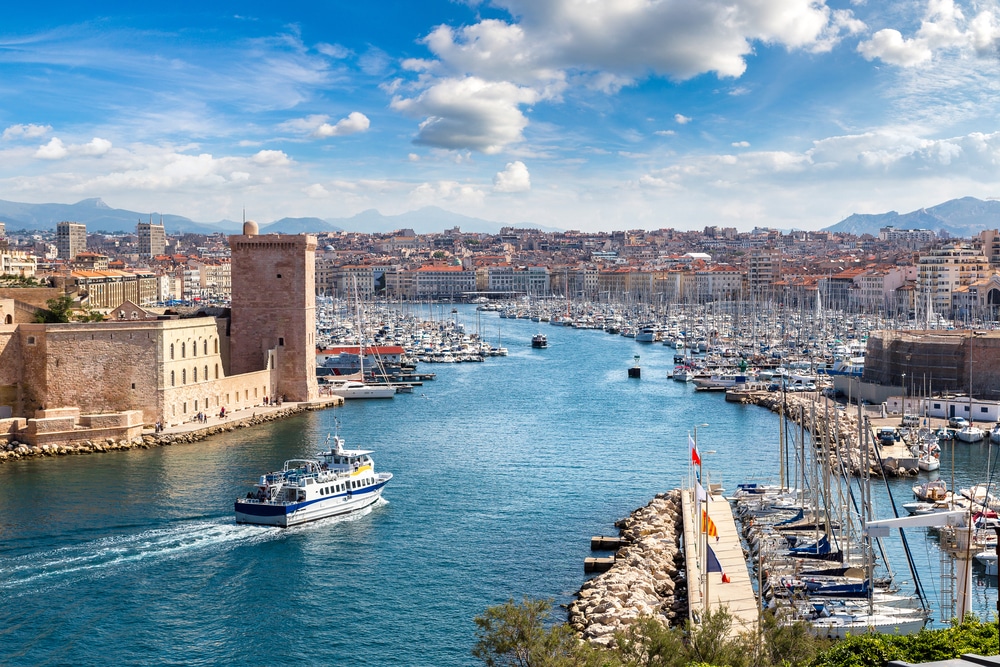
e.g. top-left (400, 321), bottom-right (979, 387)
top-left (391, 77), bottom-right (539, 153)
top-left (314, 112), bottom-right (371, 138)
top-left (674, 114), bottom-right (692, 125)
top-left (732, 141), bottom-right (750, 148)
top-left (858, 0), bottom-right (1000, 66)
top-left (305, 183), bottom-right (330, 197)
top-left (252, 149), bottom-right (291, 166)
top-left (32, 136), bottom-right (111, 160)
top-left (3, 124), bottom-right (51, 140)
top-left (493, 160), bottom-right (531, 192)
top-left (393, 0), bottom-right (863, 154)
top-left (35, 138), bottom-right (68, 160)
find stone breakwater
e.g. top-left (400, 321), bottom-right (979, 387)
top-left (0, 402), bottom-right (336, 464)
top-left (730, 391), bottom-right (914, 477)
top-left (568, 489), bottom-right (686, 647)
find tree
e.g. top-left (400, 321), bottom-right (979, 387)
top-left (472, 597), bottom-right (601, 667)
top-left (34, 295), bottom-right (75, 323)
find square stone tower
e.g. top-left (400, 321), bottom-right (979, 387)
top-left (229, 222), bottom-right (318, 402)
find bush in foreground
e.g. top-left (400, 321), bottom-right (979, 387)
top-left (473, 599), bottom-right (998, 667)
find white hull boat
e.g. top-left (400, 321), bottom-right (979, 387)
top-left (328, 380), bottom-right (396, 399)
top-left (235, 434), bottom-right (392, 527)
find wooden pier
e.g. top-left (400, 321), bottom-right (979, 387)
top-left (681, 486), bottom-right (759, 635)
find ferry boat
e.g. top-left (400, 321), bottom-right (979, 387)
top-left (235, 434), bottom-right (393, 527)
top-left (531, 333), bottom-right (548, 348)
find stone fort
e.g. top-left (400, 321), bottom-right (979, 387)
top-left (0, 222), bottom-right (319, 441)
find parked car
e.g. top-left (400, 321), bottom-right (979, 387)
top-left (948, 416), bottom-right (969, 428)
top-left (901, 414), bottom-right (920, 427)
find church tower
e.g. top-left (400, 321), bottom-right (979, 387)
top-left (229, 221), bottom-right (318, 402)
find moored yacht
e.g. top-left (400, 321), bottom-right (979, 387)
top-left (235, 434), bottom-right (393, 527)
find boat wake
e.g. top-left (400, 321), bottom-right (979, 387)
top-left (0, 518), bottom-right (281, 596)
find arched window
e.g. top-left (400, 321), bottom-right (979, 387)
top-left (204, 365), bottom-right (208, 381)
top-left (4, 315), bottom-right (11, 324)
top-left (193, 367), bottom-right (198, 382)
top-left (171, 370), bottom-right (175, 386)
top-left (214, 339), bottom-right (218, 354)
top-left (203, 340), bottom-right (208, 355)
top-left (181, 342), bottom-right (186, 358)
top-left (192, 340), bottom-right (197, 357)
top-left (182, 369), bottom-right (186, 384)
top-left (215, 364), bottom-right (219, 379)
top-left (170, 343), bottom-right (174, 359)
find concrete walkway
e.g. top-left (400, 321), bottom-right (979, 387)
top-left (681, 486), bottom-right (759, 635)
top-left (149, 396), bottom-right (344, 438)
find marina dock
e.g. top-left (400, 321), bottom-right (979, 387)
top-left (681, 486), bottom-right (758, 634)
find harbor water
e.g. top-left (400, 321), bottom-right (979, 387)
top-left (0, 306), bottom-right (996, 665)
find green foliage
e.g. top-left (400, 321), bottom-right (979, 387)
top-left (473, 599), bottom-right (998, 667)
top-left (432, 250), bottom-right (447, 259)
top-left (473, 597), bottom-right (601, 667)
top-left (34, 295), bottom-right (74, 323)
top-left (809, 615), bottom-right (999, 667)
top-left (75, 305), bottom-right (105, 322)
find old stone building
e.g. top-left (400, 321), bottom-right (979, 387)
top-left (0, 221), bottom-right (319, 427)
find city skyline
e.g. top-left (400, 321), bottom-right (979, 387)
top-left (1, 1), bottom-right (999, 233)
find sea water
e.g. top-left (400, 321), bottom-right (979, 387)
top-left (0, 306), bottom-right (995, 666)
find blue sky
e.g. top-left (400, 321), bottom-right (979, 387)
top-left (1, 0), bottom-right (999, 232)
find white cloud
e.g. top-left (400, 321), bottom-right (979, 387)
top-left (732, 141), bottom-right (750, 148)
top-left (3, 123), bottom-right (51, 140)
top-left (408, 180), bottom-right (486, 207)
top-left (655, 130), bottom-right (676, 137)
top-left (858, 28), bottom-right (933, 65)
top-left (252, 149), bottom-right (291, 166)
top-left (408, 153), bottom-right (421, 161)
top-left (79, 138), bottom-right (112, 156)
top-left (305, 183), bottom-right (330, 197)
top-left (35, 138), bottom-right (68, 160)
top-left (493, 160), bottom-right (531, 192)
top-left (858, 0), bottom-right (1000, 66)
top-left (314, 112), bottom-right (371, 138)
top-left (391, 77), bottom-right (539, 153)
top-left (674, 114), bottom-right (692, 125)
top-left (393, 0), bottom-right (863, 154)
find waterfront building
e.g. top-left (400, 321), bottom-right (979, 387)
top-left (56, 221), bottom-right (87, 260)
top-left (137, 222), bottom-right (166, 258)
top-left (915, 244), bottom-right (990, 317)
top-left (863, 329), bottom-right (1000, 400)
top-left (0, 221), bottom-right (319, 423)
top-left (979, 229), bottom-right (1000, 266)
top-left (746, 248), bottom-right (782, 295)
top-left (879, 226), bottom-right (936, 248)
top-left (0, 246), bottom-right (37, 278)
top-left (694, 265), bottom-right (743, 302)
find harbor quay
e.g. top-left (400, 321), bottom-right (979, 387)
top-left (0, 396), bottom-right (343, 464)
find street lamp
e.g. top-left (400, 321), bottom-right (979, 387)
top-left (902, 372), bottom-right (907, 416)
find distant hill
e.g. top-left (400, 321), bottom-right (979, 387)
top-left (0, 198), bottom-right (558, 236)
top-left (825, 197), bottom-right (1000, 237)
top-left (0, 197), bottom-right (239, 235)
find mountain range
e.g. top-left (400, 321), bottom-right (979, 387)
top-left (0, 197), bottom-right (555, 236)
top-left (2, 195), bottom-right (998, 238)
top-left (823, 196), bottom-right (1000, 237)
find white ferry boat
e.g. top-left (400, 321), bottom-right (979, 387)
top-left (235, 434), bottom-right (393, 527)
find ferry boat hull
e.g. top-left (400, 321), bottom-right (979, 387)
top-left (235, 479), bottom-right (390, 527)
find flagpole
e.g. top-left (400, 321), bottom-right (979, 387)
top-left (694, 423), bottom-right (708, 618)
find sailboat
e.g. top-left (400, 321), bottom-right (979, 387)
top-left (327, 279), bottom-right (395, 400)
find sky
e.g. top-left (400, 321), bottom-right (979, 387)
top-left (1, 0), bottom-right (999, 233)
